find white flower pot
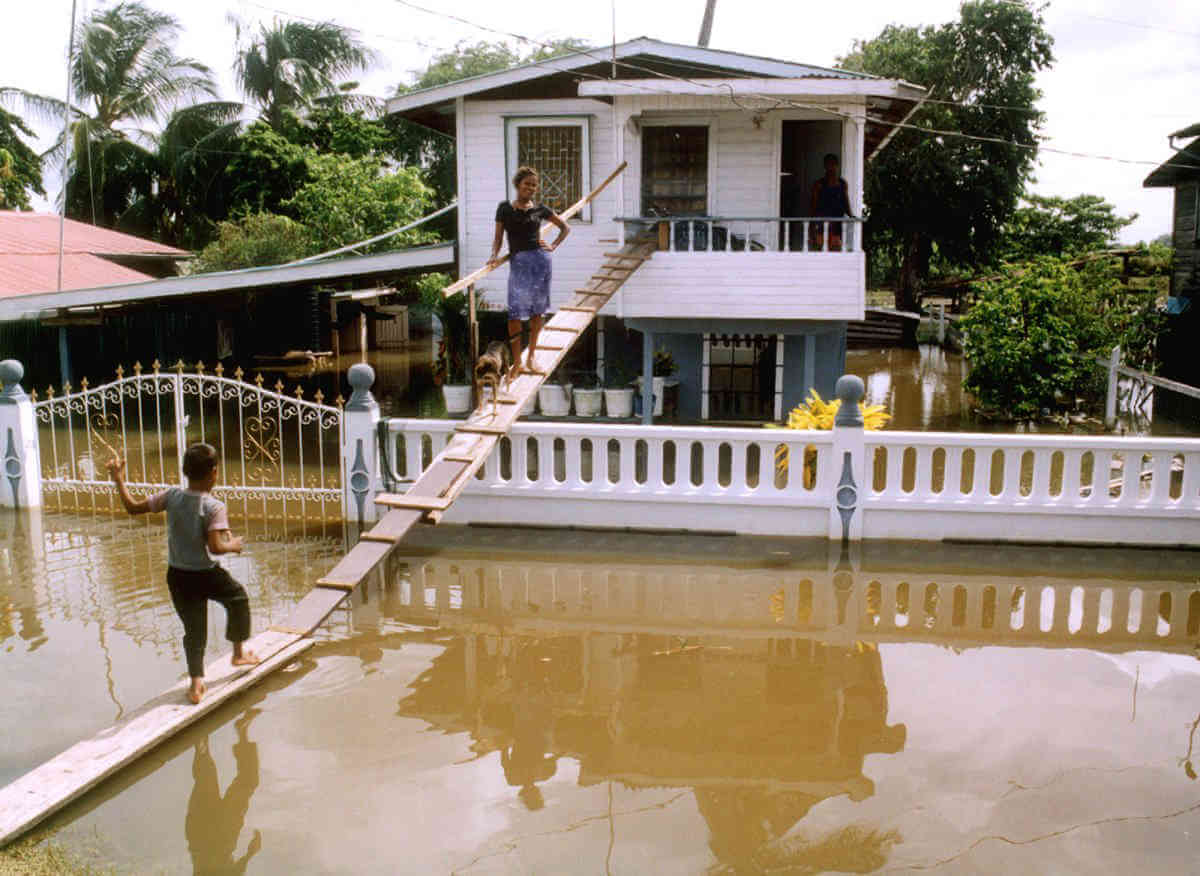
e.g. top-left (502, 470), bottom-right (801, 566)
top-left (538, 383), bottom-right (573, 417)
top-left (573, 387), bottom-right (603, 417)
top-left (635, 376), bottom-right (666, 416)
top-left (604, 387), bottom-right (635, 418)
top-left (442, 383), bottom-right (472, 414)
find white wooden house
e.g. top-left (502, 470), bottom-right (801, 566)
top-left (387, 38), bottom-right (925, 421)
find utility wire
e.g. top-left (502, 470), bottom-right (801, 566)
top-left (389, 0), bottom-right (1200, 172)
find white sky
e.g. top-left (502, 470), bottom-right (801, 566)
top-left (5, 0), bottom-right (1198, 244)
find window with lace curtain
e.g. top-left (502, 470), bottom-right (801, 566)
top-left (505, 117), bottom-right (591, 220)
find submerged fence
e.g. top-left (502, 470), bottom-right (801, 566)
top-left (375, 375), bottom-right (1200, 545)
top-left (1, 359), bottom-right (1197, 544)
top-left (8, 360), bottom-right (345, 524)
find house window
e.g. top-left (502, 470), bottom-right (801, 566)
top-left (506, 117), bottom-right (591, 219)
top-left (703, 334), bottom-right (780, 420)
top-left (641, 125), bottom-right (710, 217)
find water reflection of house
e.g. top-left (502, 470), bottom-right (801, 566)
top-left (397, 622), bottom-right (904, 862)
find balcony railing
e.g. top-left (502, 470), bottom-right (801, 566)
top-left (615, 215), bottom-right (863, 253)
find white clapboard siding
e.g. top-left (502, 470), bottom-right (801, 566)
top-left (619, 252), bottom-right (865, 320)
top-left (462, 98), bottom-right (618, 314)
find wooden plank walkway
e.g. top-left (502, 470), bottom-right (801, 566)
top-left (0, 164), bottom-right (651, 848)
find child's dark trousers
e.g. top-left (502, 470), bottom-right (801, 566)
top-left (167, 566), bottom-right (251, 677)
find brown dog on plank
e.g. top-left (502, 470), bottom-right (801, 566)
top-left (474, 340), bottom-right (512, 418)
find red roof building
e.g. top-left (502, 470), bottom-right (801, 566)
top-left (0, 212), bottom-right (188, 299)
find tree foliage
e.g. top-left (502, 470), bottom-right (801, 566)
top-left (393, 38), bottom-right (592, 207)
top-left (960, 258), bottom-right (1164, 418)
top-left (0, 107), bottom-right (44, 209)
top-left (283, 155), bottom-right (435, 252)
top-left (838, 1), bottom-right (1054, 317)
top-left (190, 212), bottom-right (310, 273)
top-left (233, 18), bottom-right (376, 131)
top-left (61, 2), bottom-right (218, 226)
top-left (998, 193), bottom-right (1136, 262)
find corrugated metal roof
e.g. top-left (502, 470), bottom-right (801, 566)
top-left (0, 212), bottom-right (187, 256)
top-left (387, 37), bottom-right (884, 116)
top-left (0, 253), bottom-right (154, 298)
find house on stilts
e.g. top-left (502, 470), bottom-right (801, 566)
top-left (386, 38), bottom-right (926, 422)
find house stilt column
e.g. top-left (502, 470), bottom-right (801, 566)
top-left (641, 330), bottom-right (654, 425)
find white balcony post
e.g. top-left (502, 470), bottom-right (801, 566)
top-left (0, 360), bottom-right (41, 509)
top-left (829, 375), bottom-right (866, 542)
top-left (343, 363), bottom-right (380, 526)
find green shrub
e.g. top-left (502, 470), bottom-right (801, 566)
top-left (960, 257), bottom-right (1162, 418)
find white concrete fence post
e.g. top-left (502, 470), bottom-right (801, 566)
top-left (0, 360), bottom-right (42, 509)
top-left (829, 374), bottom-right (866, 542)
top-left (342, 363), bottom-right (380, 526)
top-left (1105, 345), bottom-right (1121, 430)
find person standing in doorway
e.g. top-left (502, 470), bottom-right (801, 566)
top-left (489, 166), bottom-right (570, 381)
top-left (810, 153), bottom-right (852, 252)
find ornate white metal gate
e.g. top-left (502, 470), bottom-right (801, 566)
top-left (32, 361), bottom-right (344, 522)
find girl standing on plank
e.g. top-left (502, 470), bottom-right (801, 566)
top-left (488, 166), bottom-right (570, 381)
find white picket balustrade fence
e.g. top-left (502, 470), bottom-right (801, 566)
top-left (380, 418), bottom-right (1200, 544)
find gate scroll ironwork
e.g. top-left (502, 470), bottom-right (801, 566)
top-left (32, 360), bottom-right (345, 523)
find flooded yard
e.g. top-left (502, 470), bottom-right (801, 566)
top-left (3, 514), bottom-right (1199, 873)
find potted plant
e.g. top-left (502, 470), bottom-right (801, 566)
top-left (636, 349), bottom-right (676, 417)
top-left (538, 366), bottom-right (573, 417)
top-left (572, 370), bottom-right (603, 417)
top-left (603, 361), bottom-right (635, 418)
top-left (420, 282), bottom-right (473, 414)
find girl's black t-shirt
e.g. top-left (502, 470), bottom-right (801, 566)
top-left (496, 201), bottom-right (553, 253)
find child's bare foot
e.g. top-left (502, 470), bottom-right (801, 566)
top-left (232, 646), bottom-right (260, 667)
top-left (188, 678), bottom-right (206, 705)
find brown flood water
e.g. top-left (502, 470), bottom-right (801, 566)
top-left (3, 513), bottom-right (1200, 874)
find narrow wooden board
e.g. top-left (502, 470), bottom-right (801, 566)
top-left (268, 623), bottom-right (311, 636)
top-left (359, 508), bottom-right (426, 543)
top-left (602, 252), bottom-right (648, 260)
top-left (541, 325), bottom-right (580, 334)
top-left (0, 182), bottom-right (651, 852)
top-left (375, 492), bottom-right (455, 512)
top-left (548, 310), bottom-right (596, 332)
top-left (533, 343), bottom-right (566, 352)
top-left (283, 587), bottom-right (353, 635)
top-left (456, 423), bottom-right (511, 436)
top-left (315, 540), bottom-right (393, 590)
top-left (0, 631), bottom-right (313, 846)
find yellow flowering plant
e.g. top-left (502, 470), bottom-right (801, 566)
top-left (767, 389), bottom-right (890, 487)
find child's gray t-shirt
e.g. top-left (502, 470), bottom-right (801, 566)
top-left (146, 488), bottom-right (230, 570)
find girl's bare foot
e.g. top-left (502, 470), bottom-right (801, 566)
top-left (188, 678), bottom-right (206, 705)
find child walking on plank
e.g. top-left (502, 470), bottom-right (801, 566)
top-left (109, 443), bottom-right (259, 704)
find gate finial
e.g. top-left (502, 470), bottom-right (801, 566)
top-left (0, 360), bottom-right (26, 403)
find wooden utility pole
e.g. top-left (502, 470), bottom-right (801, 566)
top-left (697, 0), bottom-right (717, 47)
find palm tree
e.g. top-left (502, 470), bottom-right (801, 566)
top-left (4, 2), bottom-right (217, 227)
top-left (117, 101), bottom-right (245, 247)
top-left (233, 19), bottom-right (377, 131)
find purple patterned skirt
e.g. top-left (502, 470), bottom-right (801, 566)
top-left (507, 248), bottom-right (552, 320)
